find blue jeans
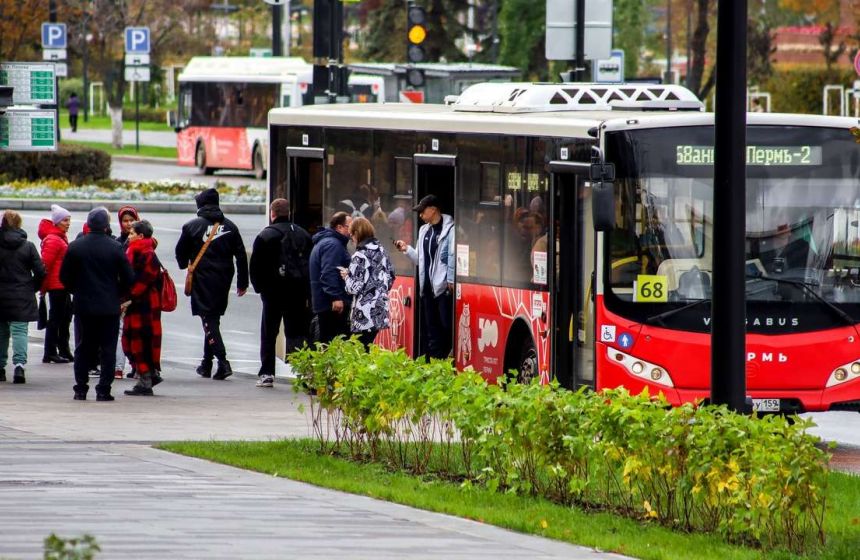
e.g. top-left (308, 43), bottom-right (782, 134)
top-left (0, 321), bottom-right (29, 367)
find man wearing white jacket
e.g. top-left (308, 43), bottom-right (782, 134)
top-left (394, 195), bottom-right (455, 360)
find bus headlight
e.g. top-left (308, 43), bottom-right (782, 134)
top-left (826, 360), bottom-right (860, 387)
top-left (607, 347), bottom-right (674, 388)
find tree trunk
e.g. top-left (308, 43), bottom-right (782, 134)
top-left (109, 105), bottom-right (123, 149)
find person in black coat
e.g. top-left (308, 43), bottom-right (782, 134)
top-left (0, 210), bottom-right (46, 384)
top-left (309, 212), bottom-right (353, 344)
top-left (249, 198), bottom-right (312, 388)
top-left (60, 207), bottom-right (133, 401)
top-left (175, 188), bottom-right (249, 380)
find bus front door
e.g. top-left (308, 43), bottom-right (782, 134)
top-left (286, 147), bottom-right (324, 236)
top-left (413, 153), bottom-right (457, 359)
top-left (550, 165), bottom-right (595, 390)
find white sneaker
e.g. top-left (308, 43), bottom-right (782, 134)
top-left (256, 375), bottom-right (274, 388)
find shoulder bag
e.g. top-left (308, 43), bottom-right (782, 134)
top-left (184, 222), bottom-right (220, 296)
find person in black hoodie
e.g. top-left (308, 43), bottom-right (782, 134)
top-left (309, 211), bottom-right (353, 343)
top-left (249, 198), bottom-right (312, 388)
top-left (0, 210), bottom-right (46, 384)
top-left (175, 188), bottom-right (249, 380)
top-left (60, 207), bottom-right (133, 401)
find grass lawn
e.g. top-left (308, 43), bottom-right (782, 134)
top-left (61, 140), bottom-right (176, 160)
top-left (159, 439), bottom-right (860, 560)
top-left (59, 109), bottom-right (173, 132)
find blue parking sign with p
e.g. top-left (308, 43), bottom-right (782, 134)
top-left (124, 27), bottom-right (150, 54)
top-left (42, 23), bottom-right (67, 48)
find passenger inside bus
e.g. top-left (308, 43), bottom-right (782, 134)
top-left (768, 223), bottom-right (814, 274)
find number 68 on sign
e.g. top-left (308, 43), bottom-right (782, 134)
top-left (635, 274), bottom-right (668, 303)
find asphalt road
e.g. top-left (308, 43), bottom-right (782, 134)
top-left (111, 157), bottom-right (267, 190)
top-left (20, 210), bottom-right (270, 376)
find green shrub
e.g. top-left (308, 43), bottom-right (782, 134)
top-left (124, 105), bottom-right (167, 124)
top-left (763, 66), bottom-right (858, 114)
top-left (290, 339), bottom-right (830, 554)
top-left (0, 144), bottom-right (110, 184)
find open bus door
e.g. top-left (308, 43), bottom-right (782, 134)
top-left (549, 161), bottom-right (596, 390)
top-left (413, 153), bottom-right (457, 359)
top-left (286, 146), bottom-right (324, 236)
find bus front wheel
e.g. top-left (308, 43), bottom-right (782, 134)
top-left (516, 338), bottom-right (539, 385)
top-left (196, 143), bottom-right (213, 175)
top-left (252, 147), bottom-right (266, 180)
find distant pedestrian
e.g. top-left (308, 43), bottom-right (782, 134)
top-left (38, 204), bottom-right (73, 364)
top-left (121, 220), bottom-right (163, 396)
top-left (60, 207), bottom-right (133, 401)
top-left (66, 93), bottom-right (80, 132)
top-left (0, 211), bottom-right (46, 384)
top-left (175, 188), bottom-right (249, 380)
top-left (309, 212), bottom-right (353, 344)
top-left (250, 198), bottom-right (312, 388)
top-left (115, 205), bottom-right (140, 379)
top-left (340, 217), bottom-right (395, 349)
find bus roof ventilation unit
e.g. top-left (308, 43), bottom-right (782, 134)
top-left (453, 82), bottom-right (705, 113)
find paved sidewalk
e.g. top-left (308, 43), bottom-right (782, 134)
top-left (62, 128), bottom-right (176, 148)
top-left (0, 353), bottom-right (632, 560)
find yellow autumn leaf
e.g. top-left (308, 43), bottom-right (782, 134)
top-left (540, 519), bottom-right (548, 529)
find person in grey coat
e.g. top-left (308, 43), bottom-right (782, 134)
top-left (0, 210), bottom-right (46, 384)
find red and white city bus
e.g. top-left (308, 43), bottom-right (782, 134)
top-left (173, 57), bottom-right (384, 179)
top-left (267, 82), bottom-right (860, 413)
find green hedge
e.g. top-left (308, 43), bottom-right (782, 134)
top-left (0, 144), bottom-right (111, 184)
top-left (124, 106), bottom-right (167, 124)
top-left (763, 67), bottom-right (859, 115)
top-left (289, 338), bottom-right (830, 554)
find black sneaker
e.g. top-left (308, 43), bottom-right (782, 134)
top-left (12, 366), bottom-right (25, 384)
top-left (95, 393), bottom-right (115, 402)
top-left (212, 360), bottom-right (232, 380)
top-left (196, 360), bottom-right (213, 378)
top-left (42, 355), bottom-right (70, 364)
top-left (151, 374), bottom-right (163, 387)
top-left (124, 385), bottom-right (154, 396)
top-left (73, 392), bottom-right (87, 401)
top-left (0, 368), bottom-right (5, 382)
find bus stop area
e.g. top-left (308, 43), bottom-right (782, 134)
top-left (0, 356), bottom-right (633, 560)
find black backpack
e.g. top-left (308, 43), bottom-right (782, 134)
top-left (269, 223), bottom-right (310, 281)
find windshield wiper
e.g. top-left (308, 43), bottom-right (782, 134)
top-left (748, 275), bottom-right (856, 326)
top-left (644, 298), bottom-right (711, 326)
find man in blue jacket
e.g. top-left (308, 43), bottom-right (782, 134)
top-left (309, 211), bottom-right (353, 343)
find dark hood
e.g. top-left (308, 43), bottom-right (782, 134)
top-left (195, 188), bottom-right (220, 209)
top-left (312, 227), bottom-right (349, 246)
top-left (0, 227), bottom-right (27, 250)
top-left (197, 205), bottom-right (225, 223)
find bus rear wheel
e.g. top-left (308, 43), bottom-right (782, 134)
top-left (516, 338), bottom-right (539, 385)
top-left (252, 147), bottom-right (266, 180)
top-left (196, 142), bottom-right (213, 175)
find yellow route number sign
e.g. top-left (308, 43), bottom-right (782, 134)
top-left (635, 274), bottom-right (668, 303)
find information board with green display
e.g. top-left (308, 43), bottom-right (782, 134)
top-left (0, 108), bottom-right (57, 151)
top-left (0, 62), bottom-right (57, 105)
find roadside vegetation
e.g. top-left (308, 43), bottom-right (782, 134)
top-left (161, 338), bottom-right (859, 560)
top-left (61, 140), bottom-right (176, 160)
top-left (59, 109), bottom-right (173, 133)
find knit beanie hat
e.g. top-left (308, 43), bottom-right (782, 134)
top-left (195, 188), bottom-right (219, 209)
top-left (51, 204), bottom-right (71, 225)
top-left (86, 207), bottom-right (110, 232)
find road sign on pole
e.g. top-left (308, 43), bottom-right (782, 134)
top-left (124, 66), bottom-right (151, 82)
top-left (41, 23), bottom-right (67, 49)
top-left (124, 27), bottom-right (151, 54)
top-left (0, 107), bottom-right (57, 151)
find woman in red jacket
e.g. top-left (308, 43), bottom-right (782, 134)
top-left (121, 220), bottom-right (163, 396)
top-left (38, 204), bottom-right (73, 364)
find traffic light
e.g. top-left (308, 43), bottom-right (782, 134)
top-left (406, 2), bottom-right (426, 64)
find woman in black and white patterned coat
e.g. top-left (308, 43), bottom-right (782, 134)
top-left (340, 218), bottom-right (395, 349)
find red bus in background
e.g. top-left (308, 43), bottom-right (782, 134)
top-left (267, 82), bottom-right (860, 414)
top-left (172, 57), bottom-right (384, 179)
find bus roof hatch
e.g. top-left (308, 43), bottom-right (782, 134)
top-left (453, 82), bottom-right (704, 113)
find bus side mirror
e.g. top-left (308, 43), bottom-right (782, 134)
top-left (167, 110), bottom-right (184, 133)
top-left (592, 182), bottom-right (615, 232)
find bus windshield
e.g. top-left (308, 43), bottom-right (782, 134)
top-left (604, 125), bottom-right (860, 333)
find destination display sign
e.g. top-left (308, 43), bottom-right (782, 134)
top-left (676, 145), bottom-right (823, 166)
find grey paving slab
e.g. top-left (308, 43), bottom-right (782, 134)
top-left (0, 356), bottom-right (633, 560)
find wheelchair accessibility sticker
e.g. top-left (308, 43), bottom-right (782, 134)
top-left (600, 325), bottom-right (616, 343)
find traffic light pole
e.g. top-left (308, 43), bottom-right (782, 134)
top-left (574, 0), bottom-right (585, 81)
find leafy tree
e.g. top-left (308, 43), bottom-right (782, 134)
top-left (498, 0), bottom-right (547, 80)
top-left (0, 0), bottom-right (45, 61)
top-left (747, 19), bottom-right (776, 87)
top-left (362, 0), bottom-right (405, 61)
top-left (362, 0), bottom-right (469, 63)
top-left (613, 0), bottom-right (648, 79)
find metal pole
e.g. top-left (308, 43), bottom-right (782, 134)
top-left (711, 0), bottom-right (748, 412)
top-left (82, 36), bottom-right (89, 122)
top-left (273, 3), bottom-right (283, 56)
top-left (135, 82), bottom-right (140, 153)
top-left (574, 0), bottom-right (585, 81)
top-left (686, 0), bottom-right (692, 86)
top-left (665, 0), bottom-right (672, 83)
top-left (50, 0), bottom-right (60, 142)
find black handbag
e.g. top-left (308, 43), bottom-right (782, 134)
top-left (37, 293), bottom-right (47, 330)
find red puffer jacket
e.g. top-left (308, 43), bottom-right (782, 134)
top-left (38, 218), bottom-right (68, 292)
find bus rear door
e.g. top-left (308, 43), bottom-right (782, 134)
top-left (286, 146), bottom-right (324, 236)
top-left (549, 160), bottom-right (596, 390)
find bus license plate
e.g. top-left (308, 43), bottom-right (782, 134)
top-left (752, 398), bottom-right (780, 412)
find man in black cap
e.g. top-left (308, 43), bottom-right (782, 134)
top-left (175, 188), bottom-right (249, 380)
top-left (60, 207), bottom-right (133, 401)
top-left (394, 194), bottom-right (455, 359)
